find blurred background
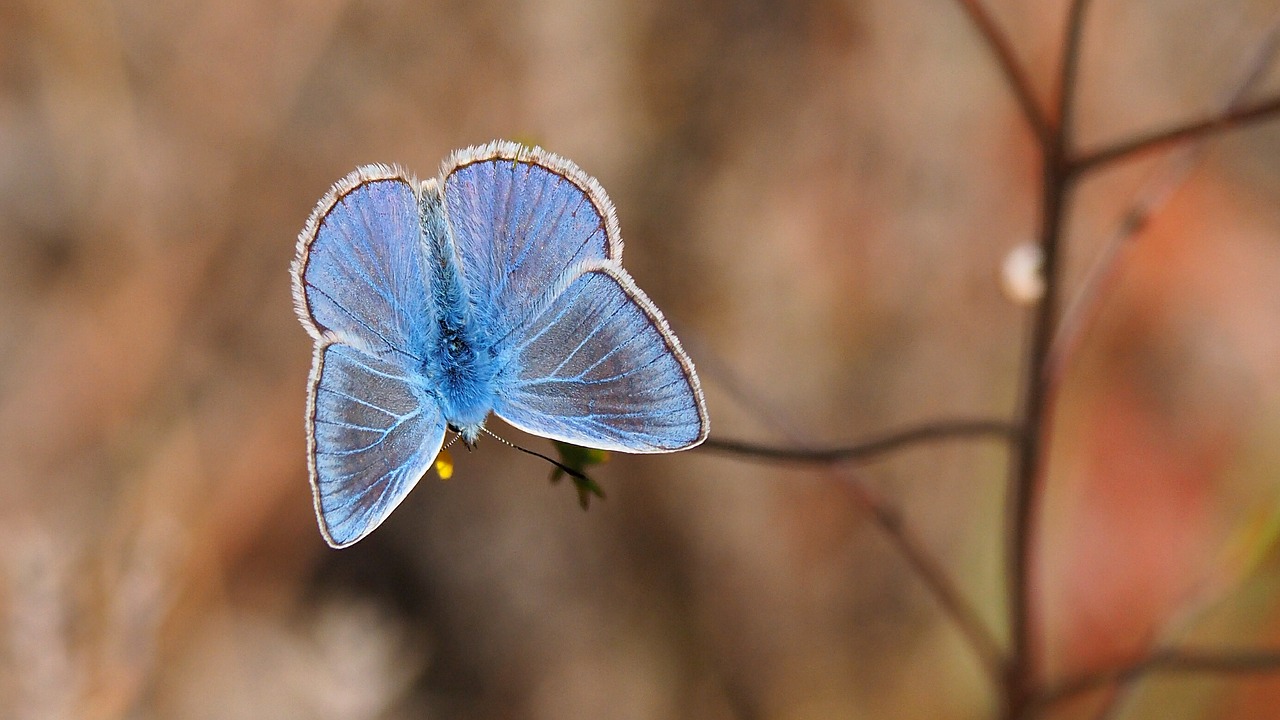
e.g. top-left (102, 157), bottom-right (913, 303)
top-left (5, 0), bottom-right (1280, 718)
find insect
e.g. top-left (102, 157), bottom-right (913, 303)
top-left (292, 141), bottom-right (709, 547)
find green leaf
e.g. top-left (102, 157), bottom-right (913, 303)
top-left (550, 441), bottom-right (610, 509)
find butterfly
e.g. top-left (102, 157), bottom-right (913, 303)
top-left (291, 141), bottom-right (709, 547)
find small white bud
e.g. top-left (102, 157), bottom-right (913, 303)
top-left (1001, 243), bottom-right (1045, 305)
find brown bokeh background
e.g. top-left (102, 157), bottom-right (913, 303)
top-left (5, 0), bottom-right (1280, 718)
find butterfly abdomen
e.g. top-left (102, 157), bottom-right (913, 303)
top-left (432, 313), bottom-right (496, 431)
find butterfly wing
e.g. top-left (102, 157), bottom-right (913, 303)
top-left (293, 166), bottom-right (444, 547)
top-left (440, 143), bottom-right (708, 452)
top-left (308, 344), bottom-right (446, 547)
top-left (492, 264), bottom-right (708, 451)
top-left (441, 141), bottom-right (619, 326)
top-left (292, 166), bottom-right (435, 363)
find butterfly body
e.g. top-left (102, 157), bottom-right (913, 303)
top-left (293, 141), bottom-right (708, 547)
top-left (417, 185), bottom-right (500, 444)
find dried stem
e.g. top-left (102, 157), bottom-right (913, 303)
top-left (1035, 648), bottom-right (1280, 710)
top-left (714, 3), bottom-right (1280, 716)
top-left (701, 419), bottom-right (1019, 466)
top-left (946, 2), bottom-right (1088, 715)
top-left (954, 0), bottom-right (1055, 147)
top-left (834, 471), bottom-right (1007, 688)
top-left (1003, 0), bottom-right (1091, 715)
top-left (1071, 94), bottom-right (1280, 174)
top-left (995, 3), bottom-right (1280, 717)
top-left (1049, 15), bottom-right (1280, 384)
top-left (694, 346), bottom-right (1008, 681)
top-left (1056, 0), bottom-right (1092, 155)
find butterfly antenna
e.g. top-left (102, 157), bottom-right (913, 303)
top-left (443, 432), bottom-right (461, 450)
top-left (480, 427), bottom-right (588, 482)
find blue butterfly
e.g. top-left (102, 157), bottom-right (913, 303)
top-left (292, 141), bottom-right (709, 547)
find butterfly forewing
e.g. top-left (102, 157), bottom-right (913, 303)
top-left (309, 344), bottom-right (446, 547)
top-left (294, 169), bottom-right (435, 363)
top-left (441, 143), bottom-right (618, 326)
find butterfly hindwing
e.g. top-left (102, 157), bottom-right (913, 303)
top-left (490, 265), bottom-right (708, 453)
top-left (308, 344), bottom-right (446, 548)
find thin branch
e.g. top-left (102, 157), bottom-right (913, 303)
top-left (1036, 648), bottom-right (1280, 709)
top-left (689, 339), bottom-right (1007, 687)
top-left (833, 470), bottom-right (1007, 689)
top-left (1009, 21), bottom-right (1280, 720)
top-left (1071, 93), bottom-right (1280, 173)
top-left (1004, 138), bottom-right (1073, 720)
top-left (1056, 0), bottom-right (1093, 155)
top-left (1049, 15), bottom-right (1280, 383)
top-left (700, 419), bottom-right (1020, 466)
top-left (953, 0), bottom-right (1055, 148)
top-left (1004, 2), bottom-right (1093, 714)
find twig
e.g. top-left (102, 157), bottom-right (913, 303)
top-left (1003, 122), bottom-right (1071, 720)
top-left (954, 0), bottom-right (1055, 148)
top-left (1005, 1), bottom-right (1093, 714)
top-left (1048, 14), bottom-right (1280, 383)
top-left (1084, 523), bottom-right (1280, 720)
top-left (949, 3), bottom-right (1280, 718)
top-left (1013, 22), bottom-right (1280, 717)
top-left (1056, 0), bottom-right (1093, 155)
top-left (701, 419), bottom-right (1020, 466)
top-left (1035, 648), bottom-right (1280, 709)
top-left (690, 343), bottom-right (1007, 683)
top-left (834, 471), bottom-right (1007, 688)
top-left (1071, 94), bottom-right (1280, 174)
